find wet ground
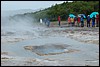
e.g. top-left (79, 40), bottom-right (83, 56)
top-left (1, 22), bottom-right (99, 66)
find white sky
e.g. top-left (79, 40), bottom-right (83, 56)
top-left (1, 1), bottom-right (73, 11)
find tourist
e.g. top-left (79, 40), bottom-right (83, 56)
top-left (92, 15), bottom-right (95, 27)
top-left (68, 16), bottom-right (71, 27)
top-left (77, 16), bottom-right (81, 27)
top-left (96, 14), bottom-right (99, 27)
top-left (70, 17), bottom-right (74, 27)
top-left (80, 15), bottom-right (84, 27)
top-left (40, 19), bottom-right (43, 23)
top-left (58, 16), bottom-right (61, 26)
top-left (87, 15), bottom-right (91, 27)
top-left (47, 18), bottom-right (50, 27)
top-left (74, 17), bottom-right (77, 27)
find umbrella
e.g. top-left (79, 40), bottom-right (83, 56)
top-left (90, 12), bottom-right (99, 18)
top-left (78, 14), bottom-right (86, 18)
top-left (69, 14), bottom-right (76, 18)
top-left (81, 14), bottom-right (86, 18)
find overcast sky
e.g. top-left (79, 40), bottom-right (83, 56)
top-left (1, 1), bottom-right (73, 11)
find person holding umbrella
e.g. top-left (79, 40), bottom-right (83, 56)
top-left (80, 15), bottom-right (84, 27)
top-left (92, 15), bottom-right (95, 27)
top-left (68, 16), bottom-right (71, 27)
top-left (77, 16), bottom-right (81, 27)
top-left (74, 17), bottom-right (77, 27)
top-left (69, 14), bottom-right (76, 27)
top-left (96, 14), bottom-right (99, 27)
top-left (70, 17), bottom-right (74, 27)
top-left (90, 12), bottom-right (99, 27)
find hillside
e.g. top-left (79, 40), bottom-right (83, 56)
top-left (11, 1), bottom-right (99, 22)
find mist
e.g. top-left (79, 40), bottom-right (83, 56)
top-left (1, 12), bottom-right (39, 36)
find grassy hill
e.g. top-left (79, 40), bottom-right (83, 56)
top-left (11, 1), bottom-right (99, 22)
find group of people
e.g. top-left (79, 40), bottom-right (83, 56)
top-left (40, 14), bottom-right (99, 27)
top-left (41, 16), bottom-right (61, 27)
top-left (67, 14), bottom-right (99, 27)
top-left (40, 18), bottom-right (50, 27)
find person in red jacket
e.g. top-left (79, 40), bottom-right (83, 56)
top-left (77, 16), bottom-right (81, 27)
top-left (68, 16), bottom-right (71, 26)
top-left (96, 14), bottom-right (99, 27)
top-left (58, 16), bottom-right (61, 26)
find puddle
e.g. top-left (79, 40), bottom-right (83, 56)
top-left (24, 44), bottom-right (72, 56)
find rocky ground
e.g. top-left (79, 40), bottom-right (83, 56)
top-left (1, 25), bottom-right (99, 66)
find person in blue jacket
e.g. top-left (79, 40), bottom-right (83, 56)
top-left (92, 15), bottom-right (95, 27)
top-left (87, 15), bottom-right (91, 27)
top-left (80, 15), bottom-right (84, 27)
top-left (44, 18), bottom-right (47, 25)
top-left (47, 18), bottom-right (50, 27)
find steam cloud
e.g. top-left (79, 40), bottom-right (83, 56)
top-left (1, 12), bottom-right (39, 36)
